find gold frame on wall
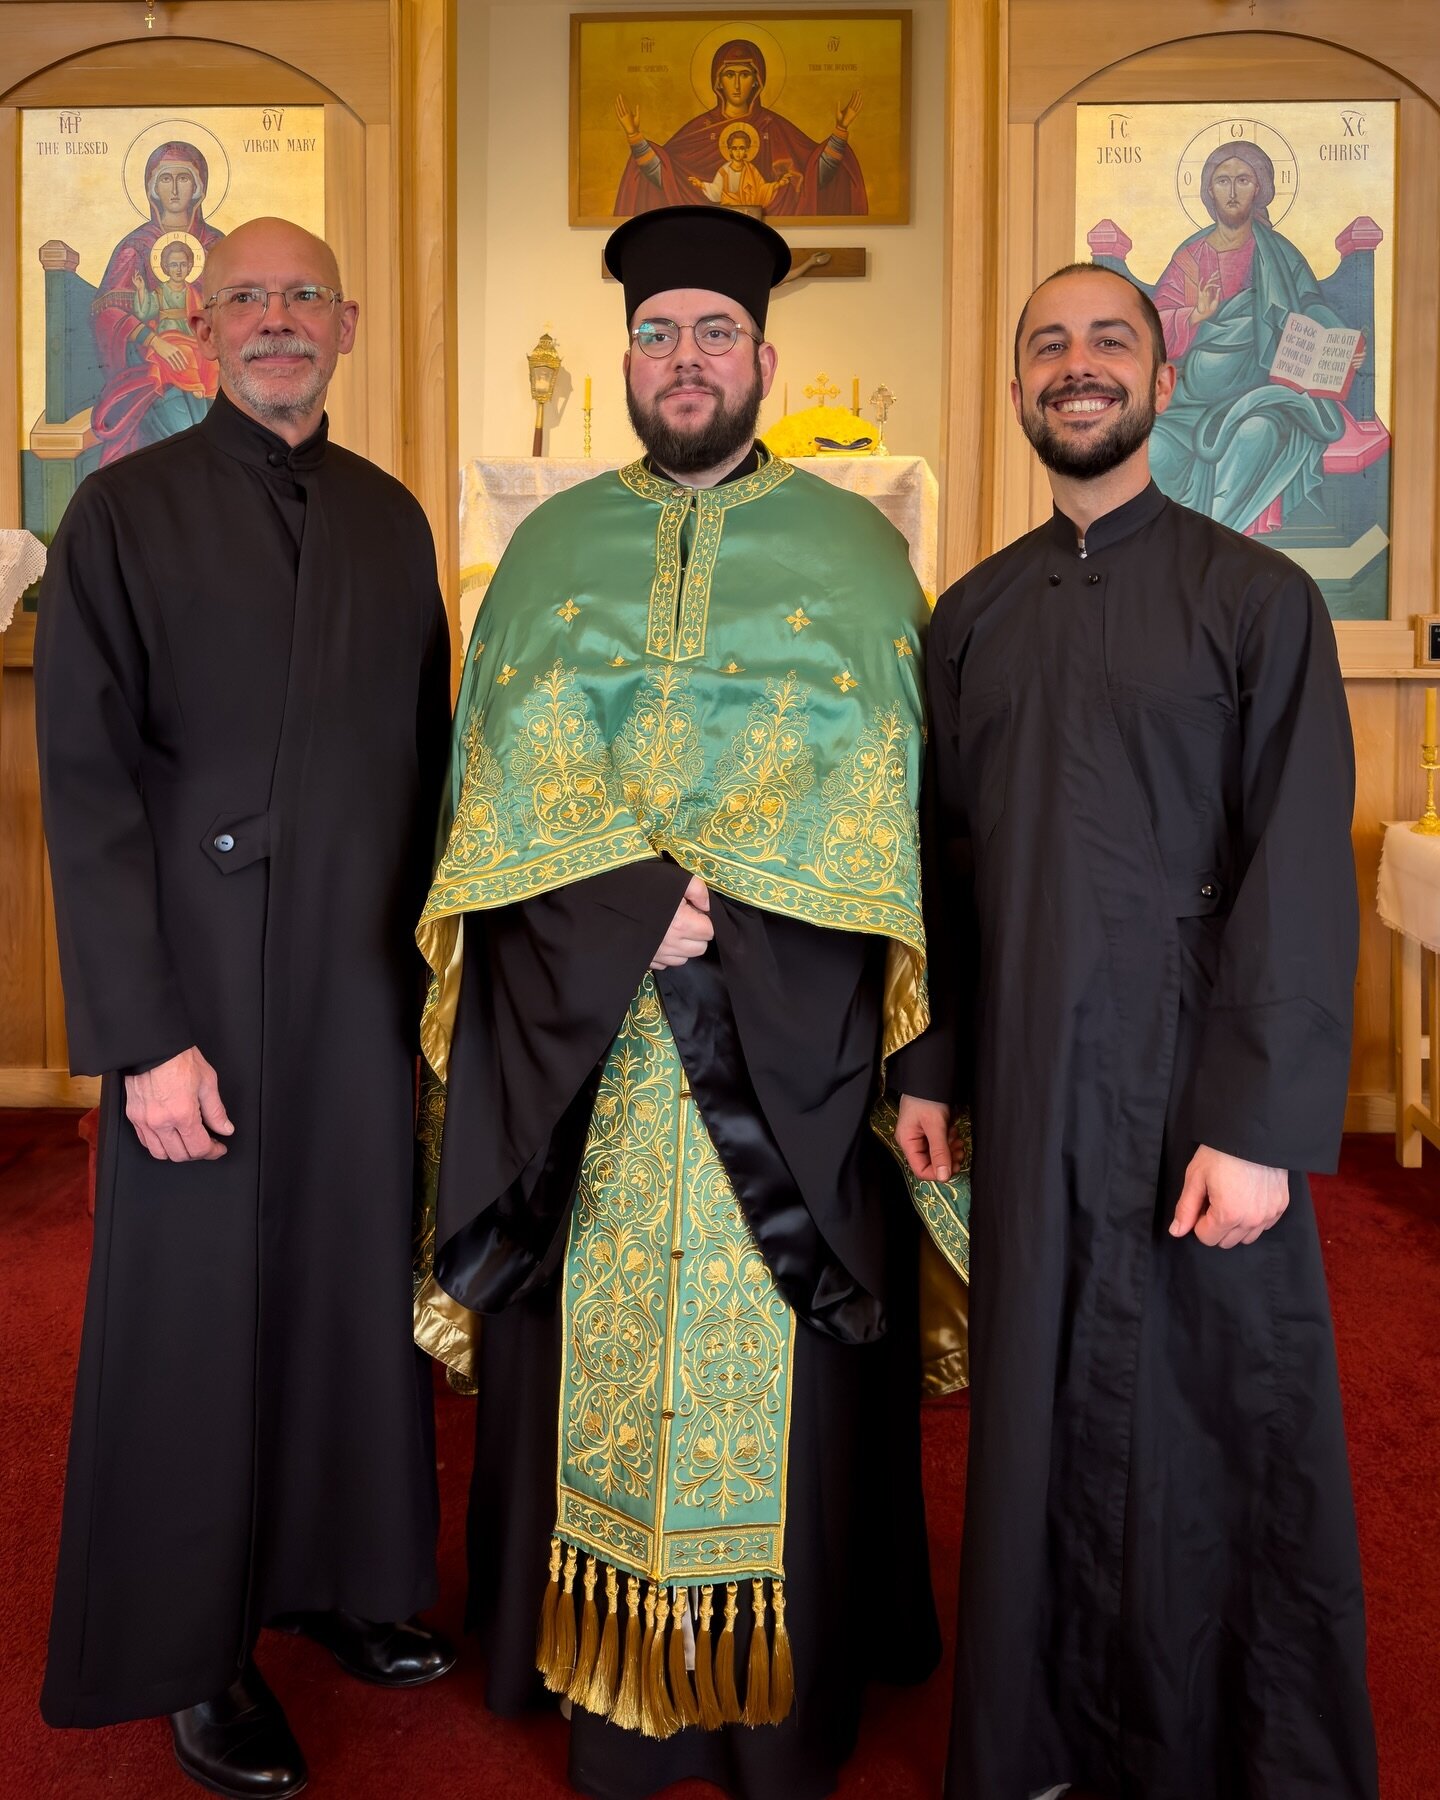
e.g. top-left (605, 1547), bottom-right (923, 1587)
top-left (570, 9), bottom-right (911, 227)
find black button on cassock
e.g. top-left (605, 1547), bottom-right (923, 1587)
top-left (1200, 881), bottom-right (1217, 899)
top-left (214, 833), bottom-right (236, 853)
top-left (1048, 573), bottom-right (1062, 587)
top-left (1087, 573), bottom-right (1101, 585)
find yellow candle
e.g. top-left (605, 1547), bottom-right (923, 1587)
top-left (782, 383), bottom-right (788, 414)
top-left (852, 376), bottom-right (860, 412)
top-left (1426, 686), bottom-right (1436, 749)
top-left (583, 375), bottom-right (592, 411)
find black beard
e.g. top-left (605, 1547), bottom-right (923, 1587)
top-left (1022, 376), bottom-right (1158, 479)
top-left (626, 363), bottom-right (763, 476)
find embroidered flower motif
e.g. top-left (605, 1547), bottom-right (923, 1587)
top-left (833, 670), bottom-right (858, 693)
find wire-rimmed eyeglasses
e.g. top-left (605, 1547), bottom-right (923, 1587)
top-left (629, 316), bottom-right (762, 358)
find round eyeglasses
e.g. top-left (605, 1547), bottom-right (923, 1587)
top-left (203, 284), bottom-right (344, 316)
top-left (629, 316), bottom-right (762, 358)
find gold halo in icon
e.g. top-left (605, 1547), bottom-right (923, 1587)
top-left (149, 230), bottom-right (207, 284)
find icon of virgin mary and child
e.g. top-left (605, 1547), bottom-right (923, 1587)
top-left (90, 140), bottom-right (223, 465)
top-left (615, 38), bottom-right (868, 217)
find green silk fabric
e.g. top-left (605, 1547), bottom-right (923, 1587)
top-left (557, 976), bottom-right (794, 1585)
top-left (417, 451), bottom-right (932, 1083)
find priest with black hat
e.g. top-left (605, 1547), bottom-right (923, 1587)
top-left (411, 205), bottom-right (967, 1797)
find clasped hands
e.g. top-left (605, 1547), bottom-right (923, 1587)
top-left (894, 1097), bottom-right (1288, 1247)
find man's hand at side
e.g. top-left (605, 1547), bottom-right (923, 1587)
top-left (124, 1046), bottom-right (234, 1163)
top-left (650, 874), bottom-right (713, 970)
top-left (896, 1093), bottom-right (954, 1184)
top-left (1169, 1144), bottom-right (1289, 1248)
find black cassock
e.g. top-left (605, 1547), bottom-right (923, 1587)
top-left (36, 391), bottom-right (450, 1727)
top-left (435, 867), bottom-right (940, 1800)
top-left (892, 483), bottom-right (1378, 1800)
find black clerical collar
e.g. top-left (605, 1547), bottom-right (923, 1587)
top-left (1046, 479), bottom-right (1166, 557)
top-left (643, 444), bottom-right (761, 489)
top-left (200, 387), bottom-right (330, 475)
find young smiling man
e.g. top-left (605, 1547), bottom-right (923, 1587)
top-left (36, 217), bottom-right (454, 1798)
top-left (893, 263), bottom-right (1378, 1800)
top-left (412, 205), bottom-right (961, 1800)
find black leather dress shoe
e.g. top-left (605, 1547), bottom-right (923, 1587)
top-left (170, 1663), bottom-right (307, 1799)
top-left (272, 1610), bottom-right (457, 1688)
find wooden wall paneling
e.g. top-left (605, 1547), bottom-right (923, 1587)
top-left (1, 40), bottom-right (328, 106)
top-left (1346, 680), bottom-right (1401, 1119)
top-left (0, 671), bottom-right (44, 1069)
top-left (41, 854), bottom-right (68, 1072)
top-left (395, 0), bottom-right (459, 672)
top-left (323, 103), bottom-right (369, 457)
top-left (0, 5), bottom-right (393, 123)
top-left (1007, 2), bottom-right (1440, 120)
top-left (363, 121), bottom-right (397, 478)
top-left (939, 0), bottom-right (1007, 584)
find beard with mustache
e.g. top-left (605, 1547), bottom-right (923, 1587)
top-left (219, 332), bottom-right (330, 426)
top-left (1021, 368), bottom-right (1159, 480)
top-left (625, 357), bottom-right (764, 477)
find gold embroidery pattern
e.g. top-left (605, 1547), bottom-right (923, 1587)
top-left (497, 663), bottom-right (518, 685)
top-left (564, 981), bottom-right (674, 1504)
top-left (698, 673), bottom-right (814, 862)
top-left (833, 669), bottom-right (857, 693)
top-left (641, 492), bottom-right (690, 660)
top-left (871, 1094), bottom-right (972, 1283)
top-left (671, 1103), bottom-right (791, 1521)
top-left (786, 608), bottom-right (812, 633)
top-left (511, 661), bottom-right (627, 847)
top-left (807, 704), bottom-right (918, 900)
top-left (558, 979), bottom-right (792, 1584)
top-left (893, 637), bottom-right (913, 658)
top-left (616, 454), bottom-right (796, 664)
top-left (446, 714), bottom-right (509, 877)
top-left (671, 844), bottom-right (924, 950)
top-left (613, 666), bottom-right (705, 837)
top-left (558, 599), bottom-right (581, 622)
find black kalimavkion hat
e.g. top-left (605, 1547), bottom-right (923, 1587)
top-left (604, 204), bottom-right (791, 333)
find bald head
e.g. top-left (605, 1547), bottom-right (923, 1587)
top-left (203, 216), bottom-right (341, 299)
top-left (191, 216), bottom-right (357, 446)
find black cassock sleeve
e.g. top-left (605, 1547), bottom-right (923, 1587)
top-left (34, 484), bottom-right (193, 1076)
top-left (1182, 570), bottom-right (1358, 1174)
top-left (889, 592), bottom-right (974, 1109)
top-left (434, 860), bottom-right (691, 1312)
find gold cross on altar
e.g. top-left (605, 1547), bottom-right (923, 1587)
top-left (804, 373), bottom-right (841, 407)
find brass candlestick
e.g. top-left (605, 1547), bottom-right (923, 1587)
top-left (583, 405), bottom-right (592, 459)
top-left (1414, 743), bottom-right (1440, 834)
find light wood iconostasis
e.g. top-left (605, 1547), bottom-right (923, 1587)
top-left (942, 0), bottom-right (1440, 1133)
top-left (0, 0), bottom-right (457, 1106)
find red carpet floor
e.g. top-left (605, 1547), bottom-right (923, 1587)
top-left (1, 1111), bottom-right (1435, 1799)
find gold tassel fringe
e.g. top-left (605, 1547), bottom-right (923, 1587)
top-left (534, 1545), bottom-right (794, 1734)
top-left (668, 1586), bottom-right (699, 1726)
top-left (611, 1576), bottom-right (644, 1731)
top-left (743, 1579), bottom-right (770, 1726)
top-left (543, 1543), bottom-right (579, 1695)
top-left (694, 1584), bottom-right (723, 1729)
top-left (584, 1564), bottom-right (621, 1717)
top-left (642, 1583), bottom-right (680, 1738)
top-left (715, 1581), bottom-right (742, 1723)
top-left (536, 1537), bottom-right (562, 1683)
top-left (567, 1554), bottom-right (601, 1705)
top-left (769, 1581), bottom-right (794, 1724)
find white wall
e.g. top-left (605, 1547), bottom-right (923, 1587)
top-left (456, 0), bottom-right (948, 472)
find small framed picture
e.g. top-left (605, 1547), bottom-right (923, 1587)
top-left (1413, 616), bottom-right (1440, 668)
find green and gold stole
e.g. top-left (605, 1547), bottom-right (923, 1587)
top-left (412, 452), bottom-right (970, 1733)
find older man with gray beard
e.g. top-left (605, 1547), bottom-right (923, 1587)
top-left (36, 216), bottom-right (455, 1799)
